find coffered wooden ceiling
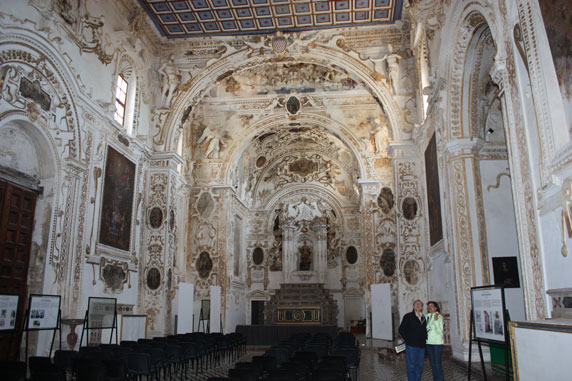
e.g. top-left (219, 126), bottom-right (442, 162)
top-left (138, 0), bottom-right (403, 38)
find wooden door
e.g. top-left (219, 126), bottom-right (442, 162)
top-left (0, 179), bottom-right (37, 359)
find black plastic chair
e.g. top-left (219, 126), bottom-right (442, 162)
top-left (29, 356), bottom-right (65, 381)
top-left (125, 352), bottom-right (152, 381)
top-left (0, 360), bottom-right (26, 381)
top-left (75, 358), bottom-right (106, 381)
top-left (228, 367), bottom-right (261, 381)
top-left (54, 349), bottom-right (79, 372)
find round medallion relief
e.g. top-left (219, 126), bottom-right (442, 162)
top-left (403, 260), bottom-right (421, 285)
top-left (196, 252), bottom-right (213, 279)
top-left (402, 197), bottom-right (418, 220)
top-left (377, 187), bottom-right (395, 214)
top-left (380, 248), bottom-right (396, 277)
top-left (256, 156), bottom-right (267, 168)
top-left (146, 267), bottom-right (161, 290)
top-left (345, 246), bottom-right (358, 264)
top-left (149, 207), bottom-right (163, 229)
top-left (252, 247), bottom-right (264, 265)
top-left (286, 96), bottom-right (301, 115)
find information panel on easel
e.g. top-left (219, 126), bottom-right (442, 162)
top-left (0, 294), bottom-right (19, 331)
top-left (27, 294), bottom-right (60, 330)
top-left (471, 285), bottom-right (507, 343)
top-left (88, 297), bottom-right (116, 329)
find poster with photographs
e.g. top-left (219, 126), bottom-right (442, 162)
top-left (471, 286), bottom-right (507, 343)
top-left (88, 297), bottom-right (116, 329)
top-left (27, 294), bottom-right (61, 330)
top-left (0, 294), bottom-right (19, 331)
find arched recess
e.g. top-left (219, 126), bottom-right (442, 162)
top-left (441, 2), bottom-right (504, 140)
top-left (264, 185), bottom-right (348, 232)
top-left (223, 113), bottom-right (371, 187)
top-left (0, 29), bottom-right (87, 319)
top-left (159, 39), bottom-right (406, 152)
top-left (438, 3), bottom-right (543, 356)
top-left (0, 117), bottom-right (59, 293)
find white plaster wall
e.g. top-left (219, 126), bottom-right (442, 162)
top-left (427, 251), bottom-right (451, 304)
top-left (539, 210), bottom-right (572, 292)
top-left (225, 290), bottom-right (247, 333)
top-left (480, 160), bottom-right (525, 321)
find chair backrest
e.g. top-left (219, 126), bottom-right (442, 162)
top-left (126, 352), bottom-right (152, 375)
top-left (228, 367), bottom-right (261, 381)
top-left (54, 350), bottom-right (79, 371)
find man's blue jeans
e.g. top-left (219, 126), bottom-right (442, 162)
top-left (426, 344), bottom-right (444, 381)
top-left (405, 345), bottom-right (425, 381)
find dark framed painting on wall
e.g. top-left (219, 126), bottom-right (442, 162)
top-left (99, 146), bottom-right (136, 251)
top-left (492, 257), bottom-right (520, 288)
top-left (425, 133), bottom-right (443, 246)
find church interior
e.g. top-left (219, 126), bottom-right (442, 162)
top-left (0, 0), bottom-right (571, 378)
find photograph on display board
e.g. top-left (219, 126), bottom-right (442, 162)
top-left (471, 286), bottom-right (507, 343)
top-left (88, 297), bottom-right (117, 329)
top-left (0, 294), bottom-right (19, 331)
top-left (27, 294), bottom-right (60, 330)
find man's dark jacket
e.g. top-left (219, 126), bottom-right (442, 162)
top-left (398, 310), bottom-right (427, 348)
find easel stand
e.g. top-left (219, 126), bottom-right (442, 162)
top-left (198, 307), bottom-right (209, 333)
top-left (468, 309), bottom-right (511, 381)
top-left (23, 309), bottom-right (61, 370)
top-left (79, 309), bottom-right (118, 347)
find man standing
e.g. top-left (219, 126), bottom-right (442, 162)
top-left (399, 300), bottom-right (427, 381)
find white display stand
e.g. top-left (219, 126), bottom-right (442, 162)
top-left (177, 283), bottom-right (194, 334)
top-left (510, 319), bottom-right (572, 381)
top-left (371, 283), bottom-right (392, 340)
top-left (121, 315), bottom-right (147, 341)
top-left (210, 286), bottom-right (221, 333)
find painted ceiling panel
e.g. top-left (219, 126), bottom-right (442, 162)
top-left (138, 0), bottom-right (403, 38)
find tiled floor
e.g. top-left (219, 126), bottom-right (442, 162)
top-left (176, 348), bottom-right (508, 380)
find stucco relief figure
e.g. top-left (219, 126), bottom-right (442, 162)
top-left (158, 54), bottom-right (181, 108)
top-left (372, 119), bottom-right (390, 155)
top-left (298, 242), bottom-right (312, 271)
top-left (378, 44), bottom-right (401, 94)
top-left (197, 126), bottom-right (224, 159)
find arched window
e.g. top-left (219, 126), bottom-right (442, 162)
top-left (114, 57), bottom-right (137, 135)
top-left (114, 74), bottom-right (128, 126)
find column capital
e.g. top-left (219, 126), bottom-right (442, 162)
top-left (388, 141), bottom-right (419, 159)
top-left (148, 151), bottom-right (184, 171)
top-left (444, 138), bottom-right (484, 158)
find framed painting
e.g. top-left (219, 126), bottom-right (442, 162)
top-left (425, 133), bottom-right (443, 246)
top-left (99, 146), bottom-right (136, 251)
top-left (492, 257), bottom-right (520, 288)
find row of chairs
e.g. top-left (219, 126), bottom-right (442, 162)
top-left (207, 332), bottom-right (360, 381)
top-left (24, 331), bottom-right (245, 381)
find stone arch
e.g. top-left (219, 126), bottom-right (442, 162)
top-left (440, 3), bottom-right (504, 140)
top-left (223, 113), bottom-right (370, 186)
top-left (159, 41), bottom-right (406, 152)
top-left (0, 28), bottom-right (84, 162)
top-left (264, 185), bottom-right (347, 233)
top-left (0, 116), bottom-right (58, 299)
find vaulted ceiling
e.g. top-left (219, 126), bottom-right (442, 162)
top-left (138, 0), bottom-right (403, 38)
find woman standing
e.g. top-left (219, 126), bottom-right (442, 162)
top-left (426, 301), bottom-right (444, 381)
